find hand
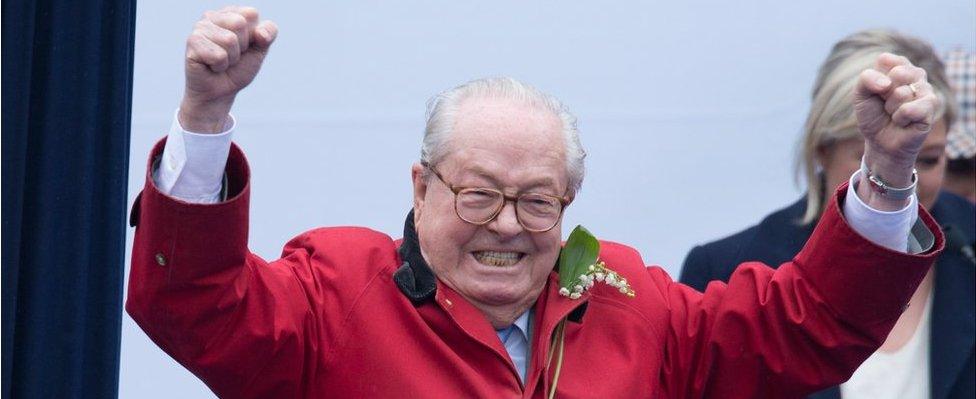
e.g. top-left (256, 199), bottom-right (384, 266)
top-left (179, 6), bottom-right (278, 133)
top-left (854, 53), bottom-right (941, 210)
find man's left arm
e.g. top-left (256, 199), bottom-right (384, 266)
top-left (656, 52), bottom-right (944, 398)
top-left (656, 184), bottom-right (942, 397)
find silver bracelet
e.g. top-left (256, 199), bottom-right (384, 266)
top-left (860, 157), bottom-right (917, 201)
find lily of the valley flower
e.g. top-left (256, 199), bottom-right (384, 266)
top-left (557, 225), bottom-right (636, 300)
top-left (558, 260), bottom-right (636, 299)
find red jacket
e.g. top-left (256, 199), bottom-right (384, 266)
top-left (127, 140), bottom-right (943, 398)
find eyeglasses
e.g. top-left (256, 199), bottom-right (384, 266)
top-left (424, 163), bottom-right (570, 233)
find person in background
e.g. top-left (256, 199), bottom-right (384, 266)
top-left (680, 29), bottom-right (974, 399)
top-left (942, 49), bottom-right (976, 204)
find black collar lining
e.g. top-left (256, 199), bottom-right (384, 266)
top-left (394, 210), bottom-right (438, 304)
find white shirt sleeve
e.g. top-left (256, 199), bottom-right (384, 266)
top-left (842, 168), bottom-right (918, 253)
top-left (153, 109), bottom-right (235, 204)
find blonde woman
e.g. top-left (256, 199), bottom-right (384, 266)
top-left (680, 30), bottom-right (973, 399)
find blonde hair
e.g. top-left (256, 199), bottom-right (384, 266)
top-left (797, 29), bottom-right (957, 224)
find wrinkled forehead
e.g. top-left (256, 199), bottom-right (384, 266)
top-left (439, 98), bottom-right (568, 187)
top-left (452, 97), bottom-right (564, 143)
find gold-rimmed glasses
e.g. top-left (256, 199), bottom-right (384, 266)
top-left (424, 163), bottom-right (570, 233)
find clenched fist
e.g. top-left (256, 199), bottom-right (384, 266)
top-left (854, 52), bottom-right (942, 210)
top-left (179, 6), bottom-right (278, 133)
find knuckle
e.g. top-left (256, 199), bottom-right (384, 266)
top-left (215, 31), bottom-right (238, 48)
top-left (916, 67), bottom-right (928, 79)
top-left (915, 103), bottom-right (931, 115)
top-left (186, 32), bottom-right (204, 46)
top-left (224, 13), bottom-right (248, 31)
top-left (903, 85), bottom-right (917, 96)
top-left (890, 65), bottom-right (909, 76)
top-left (234, 13), bottom-right (249, 27)
top-left (212, 46), bottom-right (228, 61)
top-left (239, 6), bottom-right (259, 20)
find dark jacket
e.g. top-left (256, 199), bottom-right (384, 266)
top-left (680, 192), bottom-right (976, 399)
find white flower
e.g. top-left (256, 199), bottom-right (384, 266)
top-left (569, 292), bottom-right (581, 300)
top-left (586, 280), bottom-right (595, 289)
top-left (605, 274), bottom-right (617, 285)
top-left (619, 286), bottom-right (629, 294)
top-left (588, 264), bottom-right (595, 271)
top-left (579, 274), bottom-right (589, 283)
top-left (559, 287), bottom-right (570, 296)
top-left (573, 284), bottom-right (584, 293)
top-left (594, 272), bottom-right (605, 282)
top-left (619, 278), bottom-right (628, 287)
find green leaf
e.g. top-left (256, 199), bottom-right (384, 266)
top-left (558, 225), bottom-right (600, 288)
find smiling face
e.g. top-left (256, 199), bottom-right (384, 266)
top-left (411, 97), bottom-right (568, 324)
top-left (820, 119), bottom-right (948, 209)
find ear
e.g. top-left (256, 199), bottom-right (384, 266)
top-left (411, 162), bottom-right (428, 222)
top-left (815, 145), bottom-right (829, 168)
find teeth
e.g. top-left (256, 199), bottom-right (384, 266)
top-left (474, 251), bottom-right (522, 267)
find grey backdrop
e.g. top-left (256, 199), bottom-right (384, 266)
top-left (123, 1), bottom-right (976, 397)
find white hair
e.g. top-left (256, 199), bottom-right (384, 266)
top-left (421, 76), bottom-right (586, 196)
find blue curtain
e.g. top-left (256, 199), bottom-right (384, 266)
top-left (2, 0), bottom-right (136, 397)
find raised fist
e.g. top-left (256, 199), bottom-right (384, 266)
top-left (854, 52), bottom-right (941, 201)
top-left (179, 6), bottom-right (278, 133)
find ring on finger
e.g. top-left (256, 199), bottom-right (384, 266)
top-left (907, 82), bottom-right (918, 99)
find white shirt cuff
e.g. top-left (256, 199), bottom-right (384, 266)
top-left (843, 169), bottom-right (918, 253)
top-left (153, 109), bottom-right (235, 204)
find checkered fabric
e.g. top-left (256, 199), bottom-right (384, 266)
top-left (944, 48), bottom-right (976, 159)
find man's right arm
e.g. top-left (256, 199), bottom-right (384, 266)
top-left (152, 5), bottom-right (276, 204)
top-left (127, 8), bottom-right (329, 398)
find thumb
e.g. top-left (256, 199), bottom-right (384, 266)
top-left (854, 68), bottom-right (891, 104)
top-left (250, 20), bottom-right (278, 53)
top-left (853, 68), bottom-right (892, 136)
top-left (228, 21), bottom-right (276, 89)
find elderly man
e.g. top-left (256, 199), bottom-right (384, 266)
top-left (128, 6), bottom-right (944, 398)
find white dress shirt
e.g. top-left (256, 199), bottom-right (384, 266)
top-left (153, 111), bottom-right (921, 385)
